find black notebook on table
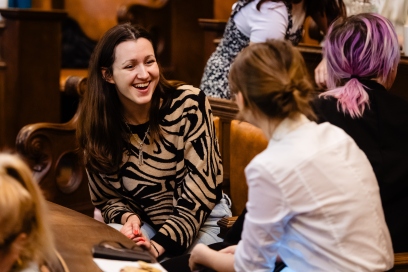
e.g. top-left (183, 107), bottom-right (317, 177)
top-left (92, 243), bottom-right (156, 263)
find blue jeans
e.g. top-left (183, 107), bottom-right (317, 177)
top-left (108, 194), bottom-right (232, 253)
top-left (187, 193), bottom-right (232, 252)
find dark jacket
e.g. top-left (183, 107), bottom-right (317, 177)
top-left (313, 79), bottom-right (408, 253)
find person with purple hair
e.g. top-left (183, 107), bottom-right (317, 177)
top-left (314, 12), bottom-right (408, 253)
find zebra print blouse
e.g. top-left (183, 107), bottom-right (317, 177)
top-left (87, 86), bottom-right (223, 255)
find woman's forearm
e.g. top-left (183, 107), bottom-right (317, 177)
top-left (206, 251), bottom-right (235, 272)
top-left (190, 244), bottom-right (235, 272)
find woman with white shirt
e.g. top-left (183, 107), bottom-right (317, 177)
top-left (200, 0), bottom-right (346, 99)
top-left (189, 39), bottom-right (393, 272)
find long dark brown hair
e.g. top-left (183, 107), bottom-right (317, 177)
top-left (77, 23), bottom-right (180, 174)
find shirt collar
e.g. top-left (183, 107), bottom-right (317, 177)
top-left (271, 114), bottom-right (310, 141)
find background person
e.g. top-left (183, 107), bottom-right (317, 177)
top-left (77, 23), bottom-right (231, 259)
top-left (314, 12), bottom-right (408, 253)
top-left (201, 0), bottom-right (346, 99)
top-left (189, 39), bottom-right (393, 272)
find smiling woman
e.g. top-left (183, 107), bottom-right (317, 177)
top-left (76, 23), bottom-right (231, 260)
top-left (102, 38), bottom-right (160, 121)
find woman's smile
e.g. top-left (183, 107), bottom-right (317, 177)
top-left (107, 38), bottom-right (160, 108)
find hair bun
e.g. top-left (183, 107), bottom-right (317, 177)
top-left (283, 83), bottom-right (300, 99)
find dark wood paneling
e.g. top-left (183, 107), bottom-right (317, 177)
top-left (16, 76), bottom-right (94, 216)
top-left (0, 8), bottom-right (66, 148)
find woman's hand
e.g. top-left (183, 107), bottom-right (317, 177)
top-left (189, 244), bottom-right (211, 271)
top-left (315, 58), bottom-right (328, 90)
top-left (136, 238), bottom-right (163, 259)
top-left (131, 232), bottom-right (164, 259)
top-left (120, 213), bottom-right (142, 240)
top-left (132, 232), bottom-right (151, 251)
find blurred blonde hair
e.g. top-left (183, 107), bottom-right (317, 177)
top-left (0, 153), bottom-right (56, 270)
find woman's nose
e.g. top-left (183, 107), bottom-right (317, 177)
top-left (136, 65), bottom-right (148, 78)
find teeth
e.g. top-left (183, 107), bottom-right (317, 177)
top-left (134, 82), bottom-right (149, 88)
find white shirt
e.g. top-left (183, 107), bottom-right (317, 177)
top-left (233, 0), bottom-right (305, 43)
top-left (234, 115), bottom-right (393, 272)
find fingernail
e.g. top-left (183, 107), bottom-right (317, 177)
top-left (133, 229), bottom-right (139, 235)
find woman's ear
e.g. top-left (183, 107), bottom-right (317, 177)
top-left (235, 92), bottom-right (245, 111)
top-left (13, 233), bottom-right (28, 250)
top-left (7, 233), bottom-right (28, 262)
top-left (101, 68), bottom-right (115, 84)
top-left (0, 234), bottom-right (28, 272)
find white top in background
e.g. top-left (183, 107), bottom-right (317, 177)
top-left (233, 0), bottom-right (305, 43)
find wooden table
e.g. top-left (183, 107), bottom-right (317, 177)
top-left (47, 201), bottom-right (139, 272)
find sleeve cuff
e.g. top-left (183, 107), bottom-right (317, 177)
top-left (152, 232), bottom-right (187, 256)
top-left (112, 210), bottom-right (128, 224)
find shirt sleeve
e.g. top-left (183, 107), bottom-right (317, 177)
top-left (152, 89), bottom-right (224, 254)
top-left (87, 170), bottom-right (134, 224)
top-left (234, 160), bottom-right (291, 271)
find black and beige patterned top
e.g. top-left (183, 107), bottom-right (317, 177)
top-left (87, 86), bottom-right (223, 255)
top-left (200, 0), bottom-right (303, 99)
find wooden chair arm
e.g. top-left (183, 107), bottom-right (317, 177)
top-left (393, 252), bottom-right (408, 271)
top-left (217, 216), bottom-right (238, 239)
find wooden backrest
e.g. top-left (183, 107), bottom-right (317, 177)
top-left (207, 97), bottom-right (238, 196)
top-left (15, 76), bottom-right (94, 217)
top-left (229, 120), bottom-right (268, 216)
top-left (207, 97), bottom-right (269, 215)
top-left (213, 116), bottom-right (220, 141)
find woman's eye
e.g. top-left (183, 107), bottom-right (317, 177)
top-left (146, 60), bottom-right (156, 65)
top-left (125, 65), bottom-right (133, 69)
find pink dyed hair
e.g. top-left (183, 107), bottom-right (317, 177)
top-left (321, 13), bottom-right (400, 118)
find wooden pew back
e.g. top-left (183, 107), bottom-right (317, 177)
top-left (207, 97), bottom-right (268, 215)
top-left (229, 120), bottom-right (268, 215)
top-left (15, 76), bottom-right (93, 217)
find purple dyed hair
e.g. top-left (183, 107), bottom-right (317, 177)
top-left (321, 13), bottom-right (400, 118)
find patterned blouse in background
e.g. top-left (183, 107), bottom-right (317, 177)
top-left (200, 0), bottom-right (305, 99)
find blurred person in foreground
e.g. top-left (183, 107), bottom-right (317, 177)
top-left (0, 152), bottom-right (60, 272)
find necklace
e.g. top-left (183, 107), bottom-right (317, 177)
top-left (124, 122), bottom-right (150, 166)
